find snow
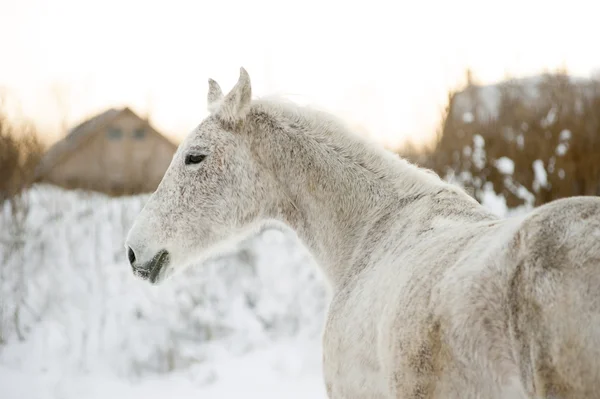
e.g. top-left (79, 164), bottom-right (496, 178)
top-left (480, 182), bottom-right (508, 217)
top-left (473, 134), bottom-right (485, 148)
top-left (541, 107), bottom-right (557, 128)
top-left (0, 185), bottom-right (328, 398)
top-left (1, 176), bottom-right (532, 398)
top-left (556, 143), bottom-right (568, 156)
top-left (0, 342), bottom-right (326, 399)
top-left (560, 129), bottom-right (572, 141)
top-left (494, 157), bottom-right (515, 175)
top-left (532, 159), bottom-right (549, 192)
top-left (556, 129), bottom-right (571, 156)
top-left (472, 134), bottom-right (486, 170)
top-left (462, 112), bottom-right (474, 123)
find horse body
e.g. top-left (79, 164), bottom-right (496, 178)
top-left (325, 194), bottom-right (600, 398)
top-left (126, 68), bottom-right (600, 398)
top-left (319, 186), bottom-right (518, 398)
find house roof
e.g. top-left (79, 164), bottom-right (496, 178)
top-left (34, 107), bottom-right (176, 180)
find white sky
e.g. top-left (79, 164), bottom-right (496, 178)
top-left (1, 0), bottom-right (599, 148)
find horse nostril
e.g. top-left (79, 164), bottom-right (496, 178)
top-left (127, 246), bottom-right (136, 266)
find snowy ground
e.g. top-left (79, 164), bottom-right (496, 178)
top-left (0, 341), bottom-right (327, 399)
top-left (0, 180), bottom-right (520, 399)
top-left (0, 185), bottom-right (329, 398)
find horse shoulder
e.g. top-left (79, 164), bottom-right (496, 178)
top-left (507, 196), bottom-right (600, 397)
top-left (387, 218), bottom-right (526, 398)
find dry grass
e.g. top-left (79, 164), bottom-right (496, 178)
top-left (49, 177), bottom-right (157, 198)
top-left (400, 70), bottom-right (600, 208)
top-left (0, 102), bottom-right (44, 204)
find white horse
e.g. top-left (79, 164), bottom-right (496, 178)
top-left (126, 68), bottom-right (600, 398)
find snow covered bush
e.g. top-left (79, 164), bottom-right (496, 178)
top-left (400, 71), bottom-right (600, 211)
top-left (0, 185), bottom-right (328, 378)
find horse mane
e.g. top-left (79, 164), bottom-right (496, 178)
top-left (249, 95), bottom-right (461, 199)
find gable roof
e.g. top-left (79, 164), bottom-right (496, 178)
top-left (34, 107), bottom-right (176, 180)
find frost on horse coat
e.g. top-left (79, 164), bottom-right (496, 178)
top-left (126, 68), bottom-right (600, 398)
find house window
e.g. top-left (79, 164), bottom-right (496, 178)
top-left (133, 128), bottom-right (146, 140)
top-left (107, 127), bottom-right (122, 140)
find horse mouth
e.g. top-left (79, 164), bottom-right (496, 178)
top-left (133, 250), bottom-right (170, 284)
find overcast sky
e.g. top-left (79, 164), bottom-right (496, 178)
top-left (1, 0), bottom-right (599, 148)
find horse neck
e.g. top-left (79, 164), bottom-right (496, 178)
top-left (248, 105), bottom-right (447, 290)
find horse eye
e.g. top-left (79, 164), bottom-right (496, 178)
top-left (185, 154), bottom-right (206, 165)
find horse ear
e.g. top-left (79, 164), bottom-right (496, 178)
top-left (217, 67), bottom-right (252, 126)
top-left (207, 78), bottom-right (223, 113)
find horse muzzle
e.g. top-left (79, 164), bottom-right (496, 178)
top-left (127, 247), bottom-right (170, 284)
